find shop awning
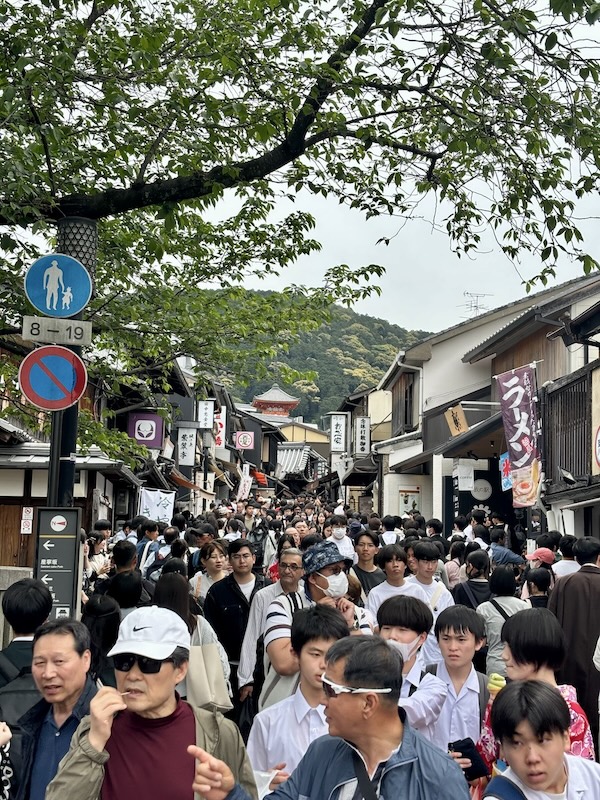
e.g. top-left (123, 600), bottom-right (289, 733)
top-left (341, 454), bottom-right (379, 486)
top-left (0, 444), bottom-right (142, 486)
top-left (217, 457), bottom-right (242, 476)
top-left (391, 449), bottom-right (435, 474)
top-left (168, 468), bottom-right (215, 499)
top-left (210, 460), bottom-right (235, 489)
top-left (561, 496), bottom-right (600, 510)
top-left (390, 413), bottom-right (504, 473)
top-left (438, 412), bottom-right (504, 459)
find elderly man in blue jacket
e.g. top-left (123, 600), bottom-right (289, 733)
top-left (189, 636), bottom-right (470, 800)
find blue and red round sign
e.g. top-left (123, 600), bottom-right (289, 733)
top-left (18, 345), bottom-right (88, 411)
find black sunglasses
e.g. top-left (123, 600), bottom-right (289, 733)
top-left (113, 653), bottom-right (173, 674)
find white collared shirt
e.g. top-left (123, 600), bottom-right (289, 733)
top-left (247, 686), bottom-right (328, 772)
top-left (425, 661), bottom-right (482, 751)
top-left (399, 654), bottom-right (448, 731)
top-left (405, 577), bottom-right (455, 664)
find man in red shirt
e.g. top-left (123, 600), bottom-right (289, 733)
top-left (46, 606), bottom-right (256, 800)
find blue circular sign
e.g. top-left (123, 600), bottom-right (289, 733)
top-left (24, 253), bottom-right (92, 318)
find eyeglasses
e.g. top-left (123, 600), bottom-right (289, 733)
top-left (279, 563), bottom-right (302, 572)
top-left (113, 653), bottom-right (173, 674)
top-left (321, 674), bottom-right (392, 699)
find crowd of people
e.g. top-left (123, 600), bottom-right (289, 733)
top-left (0, 495), bottom-right (599, 800)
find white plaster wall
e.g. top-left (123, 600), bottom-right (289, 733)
top-left (383, 471), bottom-right (433, 518)
top-left (0, 470), bottom-right (25, 496)
top-left (421, 315), bottom-right (517, 412)
top-left (31, 471), bottom-right (48, 497)
top-left (31, 469), bottom-right (87, 498)
top-left (388, 442), bottom-right (423, 469)
top-left (368, 390), bottom-right (392, 424)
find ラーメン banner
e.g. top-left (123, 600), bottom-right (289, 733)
top-left (496, 365), bottom-right (541, 507)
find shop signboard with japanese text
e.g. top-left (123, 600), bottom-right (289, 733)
top-left (177, 427), bottom-right (196, 467)
top-left (329, 413), bottom-right (349, 453)
top-left (353, 417), bottom-right (371, 456)
top-left (497, 365), bottom-right (541, 507)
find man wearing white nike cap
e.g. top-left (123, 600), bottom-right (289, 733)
top-left (47, 606), bottom-right (256, 800)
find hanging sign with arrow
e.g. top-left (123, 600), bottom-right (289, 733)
top-left (34, 508), bottom-right (82, 619)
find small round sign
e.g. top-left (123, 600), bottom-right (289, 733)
top-left (471, 478), bottom-right (493, 501)
top-left (50, 514), bottom-right (68, 532)
top-left (236, 432), bottom-right (254, 449)
top-left (24, 253), bottom-right (92, 318)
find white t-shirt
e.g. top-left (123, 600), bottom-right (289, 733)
top-left (238, 577), bottom-right (256, 601)
top-left (423, 661), bottom-right (482, 751)
top-left (330, 534), bottom-right (355, 560)
top-left (405, 577), bottom-right (455, 664)
top-left (552, 560), bottom-right (580, 578)
top-left (367, 580), bottom-right (429, 619)
top-left (485, 754), bottom-right (600, 800)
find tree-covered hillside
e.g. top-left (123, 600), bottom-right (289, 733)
top-left (236, 306), bottom-right (430, 423)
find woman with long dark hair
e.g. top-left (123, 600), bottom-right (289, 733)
top-left (154, 572), bottom-right (230, 691)
top-left (81, 594), bottom-right (121, 687)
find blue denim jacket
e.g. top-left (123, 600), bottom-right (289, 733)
top-left (227, 716), bottom-right (470, 800)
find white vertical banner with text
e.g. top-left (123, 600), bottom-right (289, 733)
top-left (177, 428), bottom-right (196, 467)
top-left (330, 413), bottom-right (349, 453)
top-left (354, 417), bottom-right (371, 456)
top-left (214, 405), bottom-right (227, 448)
top-left (138, 488), bottom-right (176, 523)
top-left (197, 400), bottom-right (215, 429)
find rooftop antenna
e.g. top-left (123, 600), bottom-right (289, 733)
top-left (461, 291), bottom-right (493, 317)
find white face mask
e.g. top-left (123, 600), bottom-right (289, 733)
top-left (332, 527), bottom-right (346, 540)
top-left (317, 571), bottom-right (349, 598)
top-left (386, 636), bottom-right (422, 665)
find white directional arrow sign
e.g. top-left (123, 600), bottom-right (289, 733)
top-left (43, 541), bottom-right (55, 551)
top-left (41, 574), bottom-right (53, 585)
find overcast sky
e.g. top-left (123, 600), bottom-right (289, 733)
top-left (242, 191), bottom-right (599, 333)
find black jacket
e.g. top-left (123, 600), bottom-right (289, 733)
top-left (203, 573), bottom-right (269, 662)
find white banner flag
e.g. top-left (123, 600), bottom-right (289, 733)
top-left (138, 488), bottom-right (176, 523)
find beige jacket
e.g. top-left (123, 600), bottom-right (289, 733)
top-left (46, 702), bottom-right (257, 800)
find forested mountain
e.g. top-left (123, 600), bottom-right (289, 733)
top-left (235, 305), bottom-right (430, 423)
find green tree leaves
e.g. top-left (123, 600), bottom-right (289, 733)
top-left (1, 0), bottom-right (600, 453)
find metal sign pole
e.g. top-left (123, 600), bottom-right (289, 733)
top-left (56, 219), bottom-right (97, 507)
top-left (48, 411), bottom-right (63, 507)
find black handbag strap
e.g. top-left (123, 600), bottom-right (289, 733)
top-left (461, 580), bottom-right (479, 610)
top-left (351, 750), bottom-right (379, 800)
top-left (489, 598), bottom-right (510, 621)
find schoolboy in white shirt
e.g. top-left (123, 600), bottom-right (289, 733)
top-left (247, 604), bottom-right (349, 780)
top-left (377, 594), bottom-right (447, 732)
top-left (423, 605), bottom-right (488, 752)
top-left (485, 680), bottom-right (600, 800)
top-left (405, 540), bottom-right (455, 664)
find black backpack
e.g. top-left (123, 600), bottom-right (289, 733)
top-left (247, 528), bottom-right (267, 572)
top-left (146, 552), bottom-right (172, 583)
top-left (0, 652), bottom-right (42, 786)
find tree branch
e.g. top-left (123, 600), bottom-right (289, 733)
top-left (24, 77), bottom-right (57, 198)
